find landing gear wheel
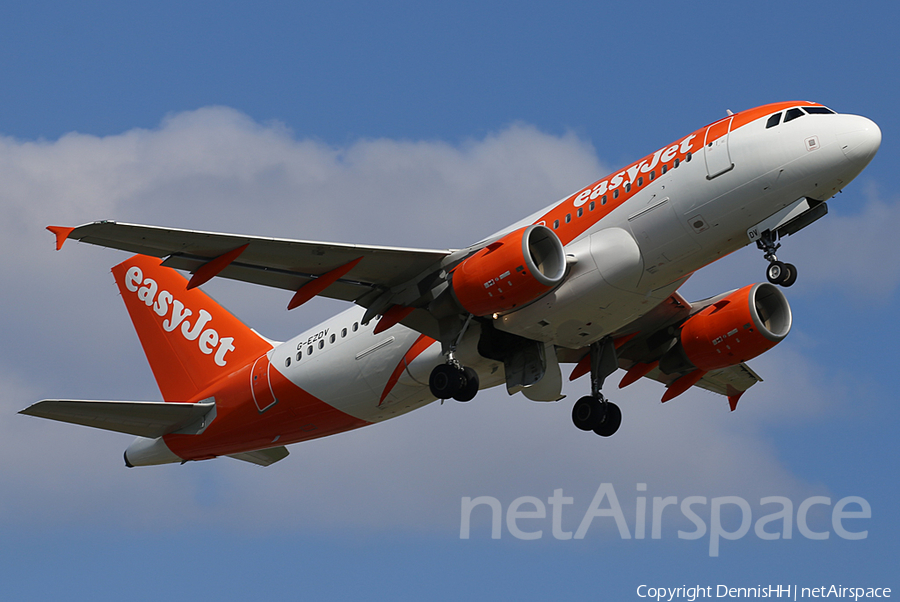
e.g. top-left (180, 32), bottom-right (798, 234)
top-left (766, 261), bottom-right (787, 285)
top-left (429, 364), bottom-right (464, 399)
top-left (453, 367), bottom-right (479, 402)
top-left (781, 263), bottom-right (797, 287)
top-left (593, 402), bottom-right (622, 437)
top-left (572, 396), bottom-right (603, 431)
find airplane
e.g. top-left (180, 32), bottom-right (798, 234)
top-left (21, 101), bottom-right (881, 468)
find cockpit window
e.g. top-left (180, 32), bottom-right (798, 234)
top-left (804, 106), bottom-right (836, 115)
top-left (766, 113), bottom-right (782, 129)
top-left (784, 108), bottom-right (805, 123)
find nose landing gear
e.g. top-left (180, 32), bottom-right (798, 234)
top-left (758, 231), bottom-right (797, 287)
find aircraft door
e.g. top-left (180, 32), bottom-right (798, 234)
top-left (703, 116), bottom-right (734, 179)
top-left (250, 353), bottom-right (278, 413)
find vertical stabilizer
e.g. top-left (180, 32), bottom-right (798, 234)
top-left (111, 255), bottom-right (273, 401)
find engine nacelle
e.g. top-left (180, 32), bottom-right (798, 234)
top-left (661, 283), bottom-right (792, 373)
top-left (451, 224), bottom-right (566, 317)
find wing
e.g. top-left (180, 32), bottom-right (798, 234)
top-left (20, 399), bottom-right (216, 438)
top-left (53, 220), bottom-right (452, 304)
top-left (562, 290), bottom-right (763, 410)
top-left (630, 362), bottom-right (761, 410)
top-left (227, 447), bottom-right (290, 467)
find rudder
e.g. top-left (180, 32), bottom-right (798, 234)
top-left (112, 254), bottom-right (273, 402)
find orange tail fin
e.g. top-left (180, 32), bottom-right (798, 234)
top-left (111, 255), bottom-right (273, 402)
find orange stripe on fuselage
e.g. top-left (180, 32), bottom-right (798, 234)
top-left (163, 358), bottom-right (369, 461)
top-left (379, 334), bottom-right (436, 405)
top-left (535, 101), bottom-right (825, 246)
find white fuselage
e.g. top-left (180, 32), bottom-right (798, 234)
top-left (270, 106), bottom-right (881, 425)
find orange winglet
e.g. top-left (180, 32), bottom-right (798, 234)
top-left (374, 305), bottom-right (415, 335)
top-left (569, 354), bottom-right (590, 381)
top-left (661, 370), bottom-right (707, 403)
top-left (186, 243), bottom-right (249, 290)
top-left (46, 226), bottom-right (75, 251)
top-left (619, 361), bottom-right (658, 389)
top-left (728, 392), bottom-right (744, 412)
top-left (287, 257), bottom-right (363, 310)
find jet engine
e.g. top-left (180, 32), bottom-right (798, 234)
top-left (660, 283), bottom-right (792, 373)
top-left (451, 224), bottom-right (566, 317)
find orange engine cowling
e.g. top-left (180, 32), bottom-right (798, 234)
top-left (451, 224), bottom-right (566, 317)
top-left (667, 283), bottom-right (792, 372)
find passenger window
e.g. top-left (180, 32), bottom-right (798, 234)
top-left (307, 345), bottom-right (313, 355)
top-left (686, 153), bottom-right (692, 162)
top-left (650, 171), bottom-right (655, 181)
top-left (565, 214), bottom-right (571, 223)
top-left (589, 201), bottom-right (595, 211)
top-left (341, 328), bottom-right (347, 338)
top-left (318, 340), bottom-right (324, 349)
top-left (625, 183), bottom-right (631, 193)
top-left (613, 189), bottom-right (619, 199)
top-left (766, 113), bottom-right (782, 128)
top-left (662, 164), bottom-right (667, 174)
top-left (553, 219), bottom-right (559, 229)
top-left (674, 158), bottom-right (680, 168)
top-left (330, 334), bottom-right (336, 344)
top-left (577, 207), bottom-right (583, 217)
top-left (601, 195), bottom-right (607, 205)
top-left (637, 177), bottom-right (643, 187)
top-left (285, 357), bottom-right (291, 368)
top-left (784, 108), bottom-right (805, 123)
top-left (296, 351), bottom-right (302, 361)
top-left (352, 322), bottom-right (359, 332)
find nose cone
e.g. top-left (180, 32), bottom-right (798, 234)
top-left (838, 116), bottom-right (881, 167)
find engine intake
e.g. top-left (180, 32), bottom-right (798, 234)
top-left (451, 224), bottom-right (566, 317)
top-left (660, 283), bottom-right (792, 374)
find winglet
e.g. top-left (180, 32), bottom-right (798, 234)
top-left (47, 226), bottom-right (75, 251)
top-left (287, 257), bottom-right (363, 310)
top-left (186, 243), bottom-right (249, 290)
top-left (728, 392), bottom-right (743, 412)
top-left (374, 305), bottom-right (415, 335)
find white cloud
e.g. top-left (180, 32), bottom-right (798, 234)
top-left (678, 185), bottom-right (900, 304)
top-left (0, 107), bottom-right (879, 535)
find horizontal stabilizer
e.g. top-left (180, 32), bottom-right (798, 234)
top-left (227, 446), bottom-right (290, 467)
top-left (20, 399), bottom-right (216, 438)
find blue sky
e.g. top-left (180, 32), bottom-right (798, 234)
top-left (1, 2), bottom-right (897, 600)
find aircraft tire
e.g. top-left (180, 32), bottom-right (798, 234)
top-left (453, 367), bottom-right (479, 402)
top-left (593, 402), bottom-right (622, 437)
top-left (572, 396), bottom-right (603, 431)
top-left (781, 263), bottom-right (797, 287)
top-left (429, 364), bottom-right (464, 399)
top-left (766, 261), bottom-right (786, 285)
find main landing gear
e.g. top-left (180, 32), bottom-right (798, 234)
top-left (429, 358), bottom-right (480, 402)
top-left (572, 338), bottom-right (622, 437)
top-left (758, 230), bottom-right (797, 287)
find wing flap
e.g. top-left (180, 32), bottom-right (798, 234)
top-left (639, 363), bottom-right (762, 397)
top-left (227, 446), bottom-right (290, 466)
top-left (65, 221), bottom-right (451, 301)
top-left (20, 399), bottom-right (216, 438)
